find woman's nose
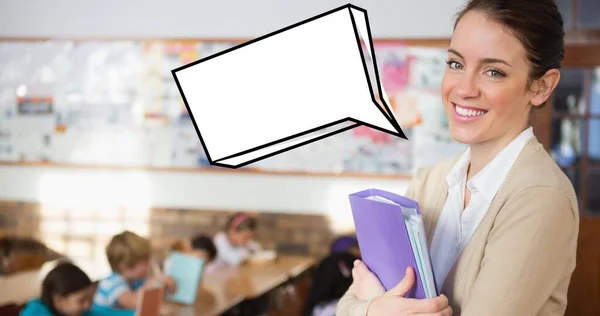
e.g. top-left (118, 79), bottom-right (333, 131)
top-left (455, 72), bottom-right (480, 99)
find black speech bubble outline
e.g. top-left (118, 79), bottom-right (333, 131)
top-left (171, 3), bottom-right (407, 169)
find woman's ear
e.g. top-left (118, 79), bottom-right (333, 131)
top-left (530, 69), bottom-right (561, 107)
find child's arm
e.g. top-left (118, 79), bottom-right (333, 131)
top-left (248, 240), bottom-right (262, 253)
top-left (95, 276), bottom-right (152, 310)
top-left (115, 278), bottom-right (165, 309)
top-left (115, 289), bottom-right (140, 310)
top-left (94, 276), bottom-right (138, 310)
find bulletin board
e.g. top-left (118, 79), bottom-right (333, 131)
top-left (0, 38), bottom-right (466, 177)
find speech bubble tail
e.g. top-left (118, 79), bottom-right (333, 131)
top-left (348, 117), bottom-right (408, 140)
top-left (348, 6), bottom-right (406, 140)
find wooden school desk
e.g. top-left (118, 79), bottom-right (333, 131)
top-left (0, 255), bottom-right (315, 316)
top-left (164, 255), bottom-right (315, 315)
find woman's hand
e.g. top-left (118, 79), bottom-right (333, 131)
top-left (368, 292), bottom-right (453, 316)
top-left (352, 260), bottom-right (385, 301)
top-left (352, 259), bottom-right (453, 316)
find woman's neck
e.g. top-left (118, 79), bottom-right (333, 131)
top-left (467, 125), bottom-right (529, 180)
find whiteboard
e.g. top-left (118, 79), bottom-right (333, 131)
top-left (0, 40), bottom-right (465, 175)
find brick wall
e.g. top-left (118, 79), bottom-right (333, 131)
top-left (0, 200), bottom-right (338, 260)
top-left (0, 201), bottom-right (41, 239)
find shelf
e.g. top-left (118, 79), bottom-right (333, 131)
top-left (0, 160), bottom-right (414, 180)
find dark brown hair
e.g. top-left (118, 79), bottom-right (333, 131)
top-left (41, 261), bottom-right (92, 316)
top-left (191, 234), bottom-right (218, 261)
top-left (454, 0), bottom-right (565, 102)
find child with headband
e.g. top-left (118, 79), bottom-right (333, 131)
top-left (212, 212), bottom-right (261, 266)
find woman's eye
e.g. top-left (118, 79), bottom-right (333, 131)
top-left (446, 61), bottom-right (462, 70)
top-left (486, 69), bottom-right (505, 78)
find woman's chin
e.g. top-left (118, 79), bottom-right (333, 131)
top-left (449, 127), bottom-right (481, 145)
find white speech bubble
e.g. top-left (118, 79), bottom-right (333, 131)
top-left (172, 3), bottom-right (406, 168)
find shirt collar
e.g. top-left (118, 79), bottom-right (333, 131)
top-left (445, 148), bottom-right (470, 188)
top-left (470, 127), bottom-right (534, 202)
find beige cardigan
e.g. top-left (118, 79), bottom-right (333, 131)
top-left (336, 137), bottom-right (579, 316)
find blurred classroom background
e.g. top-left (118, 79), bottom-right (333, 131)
top-left (0, 0), bottom-right (599, 315)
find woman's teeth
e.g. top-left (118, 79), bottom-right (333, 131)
top-left (456, 105), bottom-right (486, 117)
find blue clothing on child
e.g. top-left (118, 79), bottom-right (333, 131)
top-left (92, 272), bottom-right (145, 310)
top-left (20, 298), bottom-right (134, 316)
top-left (20, 299), bottom-right (77, 316)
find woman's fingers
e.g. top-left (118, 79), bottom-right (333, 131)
top-left (386, 266), bottom-right (416, 297)
top-left (415, 305), bottom-right (453, 316)
top-left (352, 259), bottom-right (386, 300)
top-left (402, 295), bottom-right (450, 314)
top-left (352, 265), bottom-right (360, 281)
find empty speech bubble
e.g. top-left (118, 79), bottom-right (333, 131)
top-left (172, 3), bottom-right (407, 169)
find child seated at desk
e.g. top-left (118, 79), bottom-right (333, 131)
top-left (303, 252), bottom-right (358, 316)
top-left (20, 261), bottom-right (96, 316)
top-left (92, 231), bottom-right (176, 311)
top-left (212, 212), bottom-right (261, 267)
top-left (169, 234), bottom-right (218, 263)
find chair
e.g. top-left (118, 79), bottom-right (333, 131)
top-left (0, 303), bottom-right (22, 316)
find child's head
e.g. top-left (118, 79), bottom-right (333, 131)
top-left (105, 231), bottom-right (151, 281)
top-left (303, 252), bottom-right (358, 316)
top-left (190, 234), bottom-right (218, 262)
top-left (41, 262), bottom-right (95, 316)
top-left (330, 235), bottom-right (361, 258)
top-left (224, 212), bottom-right (257, 247)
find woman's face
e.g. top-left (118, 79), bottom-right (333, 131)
top-left (441, 10), bottom-right (534, 145)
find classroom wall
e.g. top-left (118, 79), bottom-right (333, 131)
top-left (0, 0), bottom-right (465, 233)
top-left (0, 0), bottom-right (464, 39)
top-left (0, 165), bottom-right (410, 233)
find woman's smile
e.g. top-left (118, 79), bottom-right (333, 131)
top-left (451, 102), bottom-right (488, 123)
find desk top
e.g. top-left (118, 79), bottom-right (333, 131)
top-left (0, 255), bottom-right (315, 316)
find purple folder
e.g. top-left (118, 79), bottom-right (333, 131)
top-left (348, 188), bottom-right (436, 299)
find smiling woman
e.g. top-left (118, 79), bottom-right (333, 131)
top-left (335, 1), bottom-right (579, 316)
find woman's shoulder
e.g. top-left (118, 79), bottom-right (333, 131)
top-left (490, 140), bottom-right (580, 228)
top-left (508, 139), bottom-right (578, 205)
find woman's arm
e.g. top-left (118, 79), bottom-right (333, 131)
top-left (335, 284), bottom-right (374, 316)
top-left (459, 186), bottom-right (578, 316)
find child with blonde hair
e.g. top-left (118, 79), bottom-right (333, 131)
top-left (92, 231), bottom-right (176, 311)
